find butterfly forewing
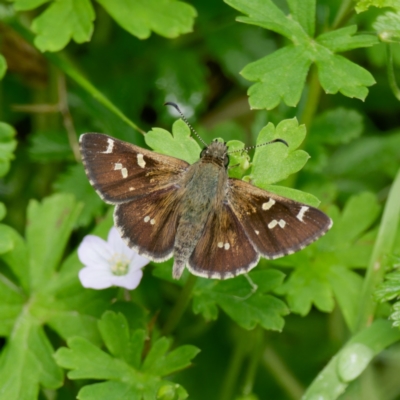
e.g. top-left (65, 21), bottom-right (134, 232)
top-left (228, 179), bottom-right (332, 258)
top-left (80, 133), bottom-right (189, 204)
top-left (188, 204), bottom-right (259, 279)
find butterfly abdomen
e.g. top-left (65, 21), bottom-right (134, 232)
top-left (172, 160), bottom-right (227, 278)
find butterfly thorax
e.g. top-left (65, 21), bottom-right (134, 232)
top-left (172, 144), bottom-right (229, 279)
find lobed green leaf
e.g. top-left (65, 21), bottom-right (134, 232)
top-left (96, 0), bottom-right (197, 39)
top-left (227, 0), bottom-right (378, 108)
top-left (250, 118), bottom-right (309, 186)
top-left (356, 0), bottom-right (400, 13)
top-left (0, 55), bottom-right (7, 80)
top-left (0, 122), bottom-right (17, 178)
top-left (193, 270), bottom-right (289, 331)
top-left (32, 0), bottom-right (95, 52)
top-left (26, 193), bottom-right (82, 291)
top-left (145, 119), bottom-right (202, 164)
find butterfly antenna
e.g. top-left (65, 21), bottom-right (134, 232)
top-left (227, 138), bottom-right (288, 154)
top-left (165, 102), bottom-right (207, 146)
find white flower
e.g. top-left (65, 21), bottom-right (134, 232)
top-left (78, 227), bottom-right (149, 290)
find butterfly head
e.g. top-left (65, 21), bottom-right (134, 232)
top-left (200, 140), bottom-right (229, 167)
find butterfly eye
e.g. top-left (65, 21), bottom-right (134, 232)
top-left (224, 154), bottom-right (229, 167)
top-left (200, 147), bottom-right (208, 158)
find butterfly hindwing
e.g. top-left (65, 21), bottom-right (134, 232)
top-left (80, 133), bottom-right (189, 204)
top-left (114, 186), bottom-right (184, 261)
top-left (188, 203), bottom-right (259, 279)
top-left (228, 179), bottom-right (332, 258)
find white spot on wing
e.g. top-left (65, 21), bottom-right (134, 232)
top-left (268, 220), bottom-right (278, 229)
top-left (144, 216), bottom-right (150, 223)
top-left (218, 242), bottom-right (223, 248)
top-left (150, 219), bottom-right (155, 225)
top-left (224, 243), bottom-right (230, 250)
top-left (129, 187), bottom-right (134, 191)
top-left (268, 219), bottom-right (286, 229)
top-left (137, 154), bottom-right (146, 168)
top-left (297, 206), bottom-right (309, 222)
top-left (102, 138), bottom-right (114, 154)
top-left (262, 198), bottom-right (276, 210)
top-left (121, 167), bottom-right (128, 178)
top-left (114, 163), bottom-right (122, 170)
top-left (255, 230), bottom-right (259, 235)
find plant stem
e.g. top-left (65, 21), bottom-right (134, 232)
top-left (355, 168), bottom-right (400, 331)
top-left (6, 20), bottom-right (146, 136)
top-left (161, 274), bottom-right (197, 336)
top-left (262, 346), bottom-right (304, 400)
top-left (219, 330), bottom-right (248, 400)
top-left (299, 64), bottom-right (322, 128)
top-left (241, 327), bottom-right (263, 396)
top-left (386, 43), bottom-right (400, 101)
top-left (332, 0), bottom-right (355, 30)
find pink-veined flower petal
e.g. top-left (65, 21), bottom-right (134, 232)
top-left (78, 235), bottom-right (113, 269)
top-left (110, 268), bottom-right (143, 290)
top-left (79, 266), bottom-right (115, 289)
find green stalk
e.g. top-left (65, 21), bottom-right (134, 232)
top-left (241, 327), bottom-right (263, 397)
top-left (262, 346), bottom-right (304, 400)
top-left (332, 0), bottom-right (355, 30)
top-left (161, 274), bottom-right (197, 336)
top-left (355, 168), bottom-right (400, 331)
top-left (386, 43), bottom-right (400, 101)
top-left (7, 20), bottom-right (145, 136)
top-left (299, 64), bottom-right (322, 128)
top-left (219, 330), bottom-right (248, 400)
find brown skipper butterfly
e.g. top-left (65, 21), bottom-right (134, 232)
top-left (80, 103), bottom-right (332, 280)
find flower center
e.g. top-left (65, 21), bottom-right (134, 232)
top-left (110, 255), bottom-right (130, 276)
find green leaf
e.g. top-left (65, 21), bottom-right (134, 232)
top-left (28, 130), bottom-right (73, 162)
top-left (193, 270), bottom-right (289, 331)
top-left (226, 140), bottom-right (250, 179)
top-left (0, 122), bottom-right (17, 177)
top-left (242, 46), bottom-right (312, 110)
top-left (226, 0), bottom-right (378, 109)
top-left (96, 0), bottom-right (197, 39)
top-left (26, 194), bottom-right (82, 290)
top-left (0, 224), bottom-right (30, 292)
top-left (0, 274), bottom-right (24, 336)
top-left (0, 54), bottom-right (7, 80)
top-left (97, 311), bottom-right (144, 366)
top-left (261, 185), bottom-right (320, 207)
top-left (373, 11), bottom-right (400, 43)
top-left (31, 0), bottom-right (95, 52)
top-left (249, 118), bottom-right (309, 186)
top-left (0, 315), bottom-right (63, 399)
top-left (277, 193), bottom-right (380, 323)
top-left (0, 224), bottom-right (13, 254)
top-left (306, 107), bottom-right (364, 172)
top-left (356, 0), bottom-right (400, 13)
top-left (55, 311), bottom-right (199, 399)
top-left (0, 202), bottom-right (6, 221)
top-left (315, 52), bottom-right (375, 100)
top-left (375, 269), bottom-right (400, 302)
top-left (145, 119), bottom-right (202, 164)
top-left (12, 0), bottom-right (50, 11)
top-left (286, 0), bottom-right (316, 37)
top-left (53, 164), bottom-right (105, 227)
top-left (317, 26), bottom-right (378, 53)
top-left (303, 319), bottom-right (400, 399)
